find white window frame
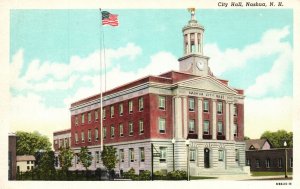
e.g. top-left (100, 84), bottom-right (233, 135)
top-left (139, 120), bottom-right (144, 134)
top-left (158, 96), bottom-right (166, 110)
top-left (159, 118), bottom-right (166, 134)
top-left (129, 148), bottom-right (134, 162)
top-left (88, 129), bottom-right (91, 142)
top-left (217, 121), bottom-right (223, 135)
top-left (81, 113), bottom-right (85, 124)
top-left (189, 97), bottom-right (195, 111)
top-left (81, 131), bottom-right (85, 143)
top-left (190, 149), bottom-right (196, 161)
top-left (103, 108), bottom-right (106, 120)
top-left (103, 127), bottom-right (107, 139)
top-left (128, 100), bottom-right (133, 113)
top-left (129, 122), bottom-right (133, 136)
top-left (75, 132), bottom-right (78, 144)
top-left (189, 119), bottom-right (195, 133)
top-left (95, 110), bottom-right (99, 121)
top-left (217, 101), bottom-right (223, 114)
top-left (203, 99), bottom-right (209, 112)
top-left (203, 120), bottom-right (210, 135)
top-left (138, 97), bottom-right (144, 111)
top-left (119, 103), bottom-right (123, 116)
top-left (111, 125), bottom-right (115, 138)
top-left (140, 147), bottom-right (145, 162)
top-left (95, 128), bottom-right (99, 141)
top-left (110, 106), bottom-right (114, 118)
top-left (218, 150), bottom-right (224, 161)
top-left (75, 116), bottom-right (79, 126)
top-left (88, 112), bottom-right (91, 123)
top-left (120, 149), bottom-right (124, 162)
top-left (159, 147), bottom-right (167, 162)
top-left (119, 124), bottom-right (124, 137)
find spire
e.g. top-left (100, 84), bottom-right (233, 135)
top-left (188, 8), bottom-right (196, 20)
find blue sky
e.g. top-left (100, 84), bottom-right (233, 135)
top-left (9, 9), bottom-right (293, 139)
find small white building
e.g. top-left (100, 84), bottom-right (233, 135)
top-left (16, 155), bottom-right (36, 173)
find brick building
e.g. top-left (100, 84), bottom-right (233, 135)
top-left (54, 10), bottom-right (247, 176)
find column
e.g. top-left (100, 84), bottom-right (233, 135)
top-left (194, 32), bottom-right (198, 53)
top-left (212, 99), bottom-right (217, 140)
top-left (225, 102), bottom-right (230, 140)
top-left (187, 33), bottom-right (191, 54)
top-left (198, 98), bottom-right (203, 139)
top-left (174, 97), bottom-right (183, 139)
top-left (183, 97), bottom-right (188, 139)
top-left (229, 102), bottom-right (235, 140)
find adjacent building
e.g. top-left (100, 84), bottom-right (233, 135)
top-left (54, 10), bottom-right (247, 176)
top-left (16, 155), bottom-right (36, 173)
top-left (8, 133), bottom-right (17, 180)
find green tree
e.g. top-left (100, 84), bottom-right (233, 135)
top-left (244, 136), bottom-right (250, 140)
top-left (58, 147), bottom-right (74, 173)
top-left (16, 131), bottom-right (51, 155)
top-left (78, 146), bottom-right (92, 170)
top-left (101, 146), bottom-right (118, 178)
top-left (260, 130), bottom-right (293, 148)
top-left (35, 151), bottom-right (56, 180)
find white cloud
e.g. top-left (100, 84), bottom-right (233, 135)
top-left (245, 96), bottom-right (293, 139)
top-left (10, 49), bottom-right (24, 87)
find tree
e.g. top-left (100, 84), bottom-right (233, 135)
top-left (35, 151), bottom-right (56, 180)
top-left (101, 146), bottom-right (118, 179)
top-left (58, 147), bottom-right (74, 173)
top-left (16, 131), bottom-right (51, 155)
top-left (244, 136), bottom-right (250, 140)
top-left (260, 130), bottom-right (293, 148)
top-left (78, 146), bottom-right (92, 170)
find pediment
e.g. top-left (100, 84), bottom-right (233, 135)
top-left (176, 76), bottom-right (237, 95)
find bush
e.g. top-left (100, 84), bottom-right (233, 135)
top-left (123, 168), bottom-right (136, 179)
top-left (167, 170), bottom-right (187, 180)
top-left (139, 170), bottom-right (151, 180)
top-left (153, 170), bottom-right (165, 180)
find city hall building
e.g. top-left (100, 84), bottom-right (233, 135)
top-left (53, 10), bottom-right (247, 176)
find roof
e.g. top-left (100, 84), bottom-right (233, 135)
top-left (16, 155), bottom-right (36, 162)
top-left (245, 139), bottom-right (271, 150)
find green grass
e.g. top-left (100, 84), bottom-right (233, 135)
top-left (190, 176), bottom-right (218, 180)
top-left (251, 171), bottom-right (293, 177)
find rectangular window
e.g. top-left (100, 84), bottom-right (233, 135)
top-left (64, 138), bottom-right (68, 147)
top-left (119, 103), bottom-right (123, 116)
top-left (81, 131), bottom-right (85, 143)
top-left (189, 97), bottom-right (195, 111)
top-left (158, 96), bottom-right (166, 110)
top-left (103, 127), bottom-right (107, 139)
top-left (59, 139), bottom-right (62, 148)
top-left (110, 106), bottom-right (114, 118)
top-left (75, 116), bottom-right (79, 126)
top-left (88, 129), bottom-right (91, 142)
top-left (234, 124), bottom-right (238, 137)
top-left (103, 108), bottom-right (106, 120)
top-left (140, 147), bottom-right (145, 162)
top-left (159, 147), bottom-right (167, 162)
top-left (95, 128), bottom-right (99, 141)
top-left (129, 148), bottom-right (134, 162)
top-left (139, 120), bottom-right (144, 134)
top-left (217, 101), bottom-right (223, 114)
top-left (190, 149), bottom-right (196, 161)
top-left (120, 149), bottom-right (124, 162)
top-left (95, 110), bottom-right (99, 121)
top-left (218, 150), bottom-right (224, 161)
top-left (265, 159), bottom-right (270, 168)
top-left (278, 158), bottom-right (283, 168)
top-left (81, 113), bottom-right (85, 124)
top-left (128, 100), bottom-right (133, 113)
top-left (203, 120), bottom-right (210, 135)
top-left (256, 159), bottom-right (260, 168)
top-left (159, 118), bottom-right (166, 133)
top-left (234, 104), bottom-right (238, 116)
top-left (95, 151), bottom-right (100, 163)
top-left (217, 121), bottom-right (223, 135)
top-left (189, 119), bottom-right (195, 133)
top-left (75, 132), bottom-right (78, 144)
top-left (119, 124), bottom-right (124, 137)
top-left (27, 161), bottom-right (30, 164)
top-left (203, 99), bottom-right (209, 112)
top-left (290, 157), bottom-right (293, 168)
top-left (129, 122), bottom-right (133, 136)
top-left (235, 149), bottom-right (239, 162)
top-left (138, 97), bottom-right (144, 111)
top-left (111, 125), bottom-right (115, 138)
top-left (88, 112), bottom-right (91, 123)
top-left (27, 166), bottom-right (30, 170)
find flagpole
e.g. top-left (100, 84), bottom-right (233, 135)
top-left (99, 8), bottom-right (104, 152)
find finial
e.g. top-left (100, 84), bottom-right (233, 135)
top-left (187, 8), bottom-right (196, 20)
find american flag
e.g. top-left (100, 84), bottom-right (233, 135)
top-left (101, 11), bottom-right (119, 27)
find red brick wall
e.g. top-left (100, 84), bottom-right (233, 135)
top-left (234, 103), bottom-right (244, 141)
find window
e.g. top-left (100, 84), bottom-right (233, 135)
top-left (119, 103), bottom-right (123, 116)
top-left (234, 104), bottom-right (238, 116)
top-left (189, 97), bottom-right (195, 111)
top-left (138, 97), bottom-right (144, 111)
top-left (246, 159), bottom-right (250, 166)
top-left (140, 147), bottom-right (145, 162)
top-left (103, 108), bottom-right (106, 119)
top-left (158, 96), bottom-right (166, 110)
top-left (265, 158), bottom-right (270, 168)
top-left (75, 132), bottom-right (78, 144)
top-left (217, 121), bottom-right (223, 135)
top-left (159, 118), bottom-right (166, 133)
top-left (203, 99), bottom-right (209, 112)
top-left (120, 149), bottom-right (124, 162)
top-left (27, 161), bottom-right (30, 164)
top-left (234, 124), bottom-right (238, 137)
top-left (64, 138), bottom-right (68, 147)
top-left (59, 139), bottom-right (62, 148)
top-left (189, 119), bottom-right (195, 133)
top-left (217, 101), bottom-right (223, 114)
top-left (218, 150), bottom-right (224, 161)
top-left (88, 129), bottom-right (91, 142)
top-left (119, 124), bottom-right (124, 137)
top-left (111, 125), bottom-right (115, 138)
top-left (235, 149), bottom-right (239, 162)
top-left (81, 113), bottom-right (85, 124)
top-left (256, 159), bottom-right (260, 168)
top-left (110, 106), bottom-right (114, 118)
top-left (159, 147), bottom-right (167, 162)
top-left (203, 120), bottom-right (210, 135)
top-left (139, 120), bottom-right (144, 134)
top-left (129, 122), bottom-right (133, 136)
top-left (95, 128), bottom-right (99, 141)
top-left (190, 149), bottom-right (196, 161)
top-left (27, 166), bottom-right (30, 170)
top-left (95, 151), bottom-right (100, 163)
top-left (278, 158), bottom-right (283, 168)
top-left (95, 110), bottom-right (99, 121)
top-left (128, 100), bottom-right (133, 113)
top-left (88, 112), bottom-right (91, 123)
top-left (129, 148), bottom-right (134, 162)
top-left (103, 127), bottom-right (107, 139)
top-left (54, 140), bottom-right (58, 144)
top-left (75, 116), bottom-right (79, 126)
top-left (290, 157), bottom-right (293, 168)
top-left (81, 131), bottom-right (85, 143)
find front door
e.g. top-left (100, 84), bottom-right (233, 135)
top-left (204, 148), bottom-right (210, 168)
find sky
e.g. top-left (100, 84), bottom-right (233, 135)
top-left (9, 9), bottom-right (293, 142)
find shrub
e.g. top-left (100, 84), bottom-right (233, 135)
top-left (139, 170), bottom-right (151, 180)
top-left (167, 170), bottom-right (187, 180)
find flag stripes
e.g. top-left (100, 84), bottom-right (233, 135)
top-left (101, 11), bottom-right (119, 27)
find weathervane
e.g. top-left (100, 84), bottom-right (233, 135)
top-left (187, 8), bottom-right (196, 20)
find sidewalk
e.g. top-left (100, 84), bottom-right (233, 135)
top-left (216, 174), bottom-right (292, 181)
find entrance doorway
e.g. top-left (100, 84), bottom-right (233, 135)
top-left (204, 148), bottom-right (210, 168)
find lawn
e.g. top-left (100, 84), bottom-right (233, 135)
top-left (190, 176), bottom-right (218, 180)
top-left (251, 171), bottom-right (293, 176)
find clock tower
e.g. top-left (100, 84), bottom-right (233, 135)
top-left (178, 8), bottom-right (210, 76)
